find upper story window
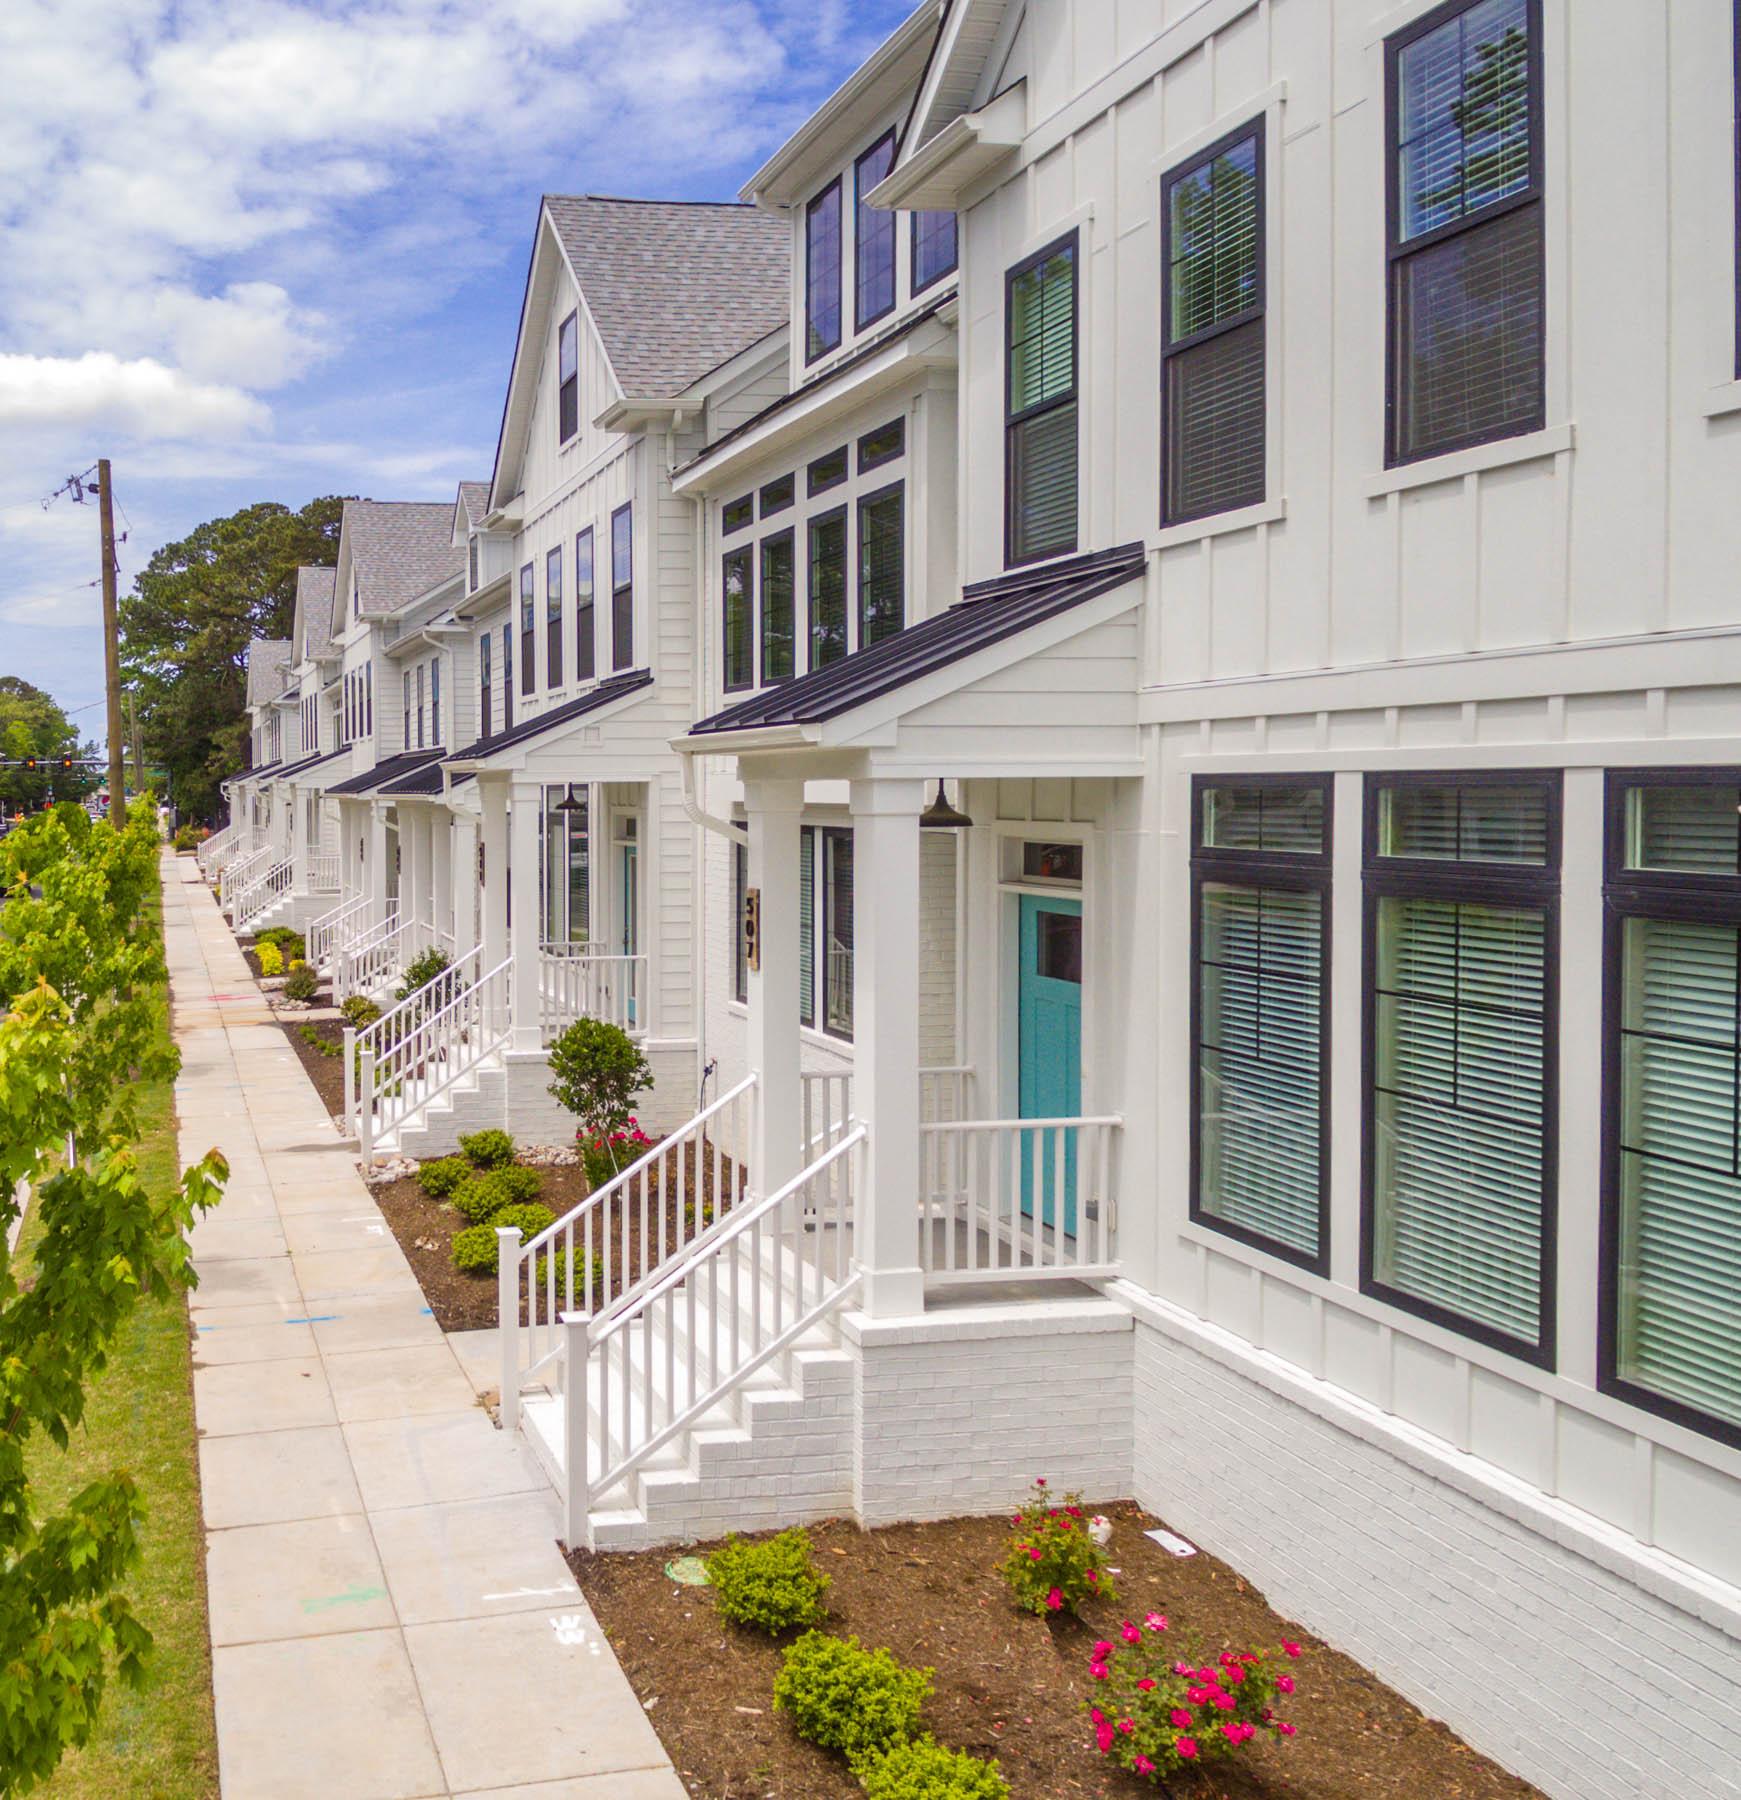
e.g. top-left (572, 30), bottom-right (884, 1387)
top-left (1162, 122), bottom-right (1266, 525)
top-left (557, 312), bottom-right (579, 444)
top-left (519, 563), bottom-right (535, 696)
top-left (808, 445), bottom-right (848, 496)
top-left (912, 209), bottom-right (958, 294)
top-left (430, 657), bottom-right (441, 746)
top-left (365, 660), bottom-right (373, 735)
top-left (722, 494), bottom-right (754, 535)
top-left (808, 507), bottom-right (848, 670)
top-left (854, 132), bottom-right (896, 332)
top-left (1364, 771), bottom-right (1560, 1364)
top-left (501, 623), bottom-right (513, 729)
top-left (546, 546), bottom-right (563, 690)
top-left (402, 669), bottom-right (411, 746)
top-left (760, 473), bottom-right (795, 517)
top-left (857, 482), bottom-right (903, 648)
top-left (478, 632), bottom-right (492, 741)
top-left (760, 530), bottom-right (795, 685)
top-left (415, 664), bottom-right (425, 748)
top-left (805, 179), bottom-right (843, 362)
top-left (575, 528), bottom-right (596, 683)
top-left (858, 418), bottom-right (903, 472)
top-left (1386, 0), bottom-right (1542, 466)
top-left (468, 535), bottom-right (479, 592)
top-left (611, 504), bottom-right (633, 671)
top-left (1602, 772), bottom-right (1741, 1446)
top-left (1005, 232), bottom-right (1079, 566)
top-left (722, 545), bottom-right (754, 693)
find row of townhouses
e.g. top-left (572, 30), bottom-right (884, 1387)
top-left (200, 3), bottom-right (1741, 1793)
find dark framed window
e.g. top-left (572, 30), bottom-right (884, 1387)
top-left (519, 563), bottom-right (535, 695)
top-left (857, 482), bottom-right (904, 648)
top-left (855, 131), bottom-right (897, 331)
top-left (733, 839), bottom-right (749, 1004)
top-left (501, 624), bottom-right (512, 729)
top-left (821, 826), bottom-right (854, 1039)
top-left (402, 669), bottom-right (411, 746)
top-left (722, 494), bottom-right (754, 535)
top-left (805, 178), bottom-right (843, 362)
top-left (760, 529), bottom-right (795, 685)
top-left (415, 666), bottom-right (425, 748)
top-left (1191, 777), bottom-right (1331, 1271)
top-left (760, 473), bottom-right (795, 516)
top-left (430, 658), bottom-right (441, 745)
top-left (1362, 770), bottom-right (1560, 1364)
top-left (722, 545), bottom-right (754, 693)
top-left (799, 825), bottom-right (816, 1028)
top-left (365, 661), bottom-right (372, 735)
top-left (808, 506), bottom-right (848, 671)
top-left (1385, 0), bottom-right (1543, 466)
top-left (468, 536), bottom-right (479, 592)
top-left (1005, 232), bottom-right (1079, 566)
top-left (858, 417), bottom-right (904, 472)
top-left (478, 635), bottom-right (491, 741)
top-left (546, 546), bottom-right (563, 689)
top-left (575, 528), bottom-right (595, 683)
top-left (557, 311), bottom-right (579, 444)
top-left (1162, 121), bottom-right (1265, 525)
top-left (1600, 770), bottom-right (1741, 1447)
top-left (610, 504), bottom-right (633, 670)
top-left (912, 208), bottom-right (958, 294)
top-left (807, 445), bottom-right (848, 496)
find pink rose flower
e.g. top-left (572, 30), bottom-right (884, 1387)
top-left (1090, 1708), bottom-right (1104, 1726)
top-left (1283, 1640), bottom-right (1301, 1658)
top-left (1118, 1718), bottom-right (1135, 1735)
top-left (1277, 1674), bottom-right (1295, 1694)
top-left (1035, 1477), bottom-right (1047, 1487)
top-left (1213, 1691), bottom-right (1235, 1712)
top-left (1187, 1687), bottom-right (1211, 1705)
top-left (1136, 1678), bottom-right (1156, 1693)
top-left (1223, 1664), bottom-right (1245, 1685)
top-left (1135, 1755), bottom-right (1156, 1775)
top-left (1278, 1721), bottom-right (1297, 1737)
top-left (1092, 1641), bottom-right (1114, 1661)
top-left (1085, 1569), bottom-right (1099, 1584)
top-left (1176, 1736), bottom-right (1199, 1760)
top-left (1170, 1707), bottom-right (1193, 1728)
top-left (1045, 1587), bottom-right (1063, 1612)
top-left (1090, 1664), bottom-right (1110, 1681)
top-left (1027, 1546), bottom-right (1042, 1562)
top-left (1095, 1722), bottom-right (1113, 1754)
top-left (1144, 1612), bottom-right (1168, 1632)
top-left (1121, 1621), bottom-right (1142, 1644)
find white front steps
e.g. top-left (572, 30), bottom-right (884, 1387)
top-left (373, 1052), bottom-right (508, 1159)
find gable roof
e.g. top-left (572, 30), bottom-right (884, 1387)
top-left (337, 501), bottom-right (466, 625)
top-left (294, 567), bottom-right (337, 663)
top-left (542, 196), bottom-right (789, 399)
top-left (689, 543), bottom-right (1146, 736)
top-left (444, 668), bottom-right (655, 765)
top-left (245, 640), bottom-right (292, 707)
top-left (457, 482), bottom-right (491, 530)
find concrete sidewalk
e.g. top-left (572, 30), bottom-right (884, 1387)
top-left (165, 855), bottom-right (684, 1800)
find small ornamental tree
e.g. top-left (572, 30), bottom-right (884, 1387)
top-left (0, 809), bottom-right (227, 1790)
top-left (546, 1018), bottom-right (653, 1176)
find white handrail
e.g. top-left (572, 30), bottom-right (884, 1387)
top-left (538, 948), bottom-right (649, 1040)
top-left (220, 843), bottom-right (273, 909)
top-left (918, 1114), bottom-right (1122, 1283)
top-left (306, 850), bottom-right (340, 892)
top-left (233, 857), bottom-right (294, 930)
top-left (334, 909), bottom-right (405, 1003)
top-left (500, 1073), bottom-right (759, 1419)
top-left (309, 894), bottom-right (372, 969)
top-left (554, 1124), bottom-right (864, 1541)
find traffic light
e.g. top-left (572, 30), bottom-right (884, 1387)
top-left (61, 756), bottom-right (74, 771)
top-left (23, 758), bottom-right (36, 772)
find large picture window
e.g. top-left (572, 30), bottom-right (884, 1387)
top-left (722, 545), bottom-right (754, 693)
top-left (1363, 772), bottom-right (1560, 1362)
top-left (761, 530), bottom-right (795, 685)
top-left (1162, 122), bottom-right (1265, 524)
top-left (1602, 772), bottom-right (1741, 1445)
top-left (805, 179), bottom-right (842, 362)
top-left (1191, 778), bottom-right (1331, 1269)
top-left (1386, 0), bottom-right (1543, 466)
top-left (575, 528), bottom-right (595, 683)
top-left (546, 546), bottom-right (562, 689)
top-left (557, 311), bottom-right (579, 444)
top-left (610, 504), bottom-right (633, 670)
top-left (857, 482), bottom-right (904, 649)
top-left (855, 133), bottom-right (896, 331)
top-left (808, 507), bottom-right (848, 670)
top-left (1005, 232), bottom-right (1078, 565)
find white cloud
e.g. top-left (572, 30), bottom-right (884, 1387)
top-left (0, 353), bottom-right (268, 439)
top-left (151, 283), bottom-right (328, 390)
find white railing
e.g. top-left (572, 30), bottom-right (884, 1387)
top-left (537, 946), bottom-right (649, 1040)
top-left (918, 1115), bottom-right (1122, 1284)
top-left (333, 909), bottom-right (406, 1003)
top-left (501, 1074), bottom-right (759, 1412)
top-left (307, 850), bottom-right (340, 892)
top-left (197, 824), bottom-right (237, 877)
top-left (349, 948), bottom-right (510, 1159)
top-left (233, 857), bottom-right (294, 931)
top-left (308, 894), bottom-right (372, 971)
top-left (800, 1070), bottom-right (853, 1154)
top-left (524, 1122), bottom-right (863, 1545)
top-left (219, 844), bottom-right (273, 910)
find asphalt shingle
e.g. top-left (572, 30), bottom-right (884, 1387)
top-left (245, 640), bottom-right (293, 707)
top-left (343, 501), bottom-right (465, 620)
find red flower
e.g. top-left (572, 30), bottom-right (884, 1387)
top-left (1045, 1587), bottom-right (1063, 1612)
top-left (1282, 1641), bottom-right (1302, 1658)
top-left (1176, 1736), bottom-right (1199, 1760)
top-left (1136, 1678), bottom-right (1156, 1693)
top-left (1277, 1721), bottom-right (1297, 1737)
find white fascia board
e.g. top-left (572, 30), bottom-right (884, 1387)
top-left (672, 723), bottom-right (817, 757)
top-left (869, 80), bottom-right (1024, 212)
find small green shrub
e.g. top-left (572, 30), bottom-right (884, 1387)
top-left (859, 1739), bottom-right (1011, 1800)
top-left (255, 927), bottom-right (306, 959)
top-left (394, 946), bottom-right (452, 1002)
top-left (450, 1223), bottom-right (498, 1274)
top-left (494, 1202), bottom-right (553, 1241)
top-left (417, 1156), bottom-right (468, 1198)
top-left (999, 1480), bottom-right (1115, 1617)
top-left (255, 940), bottom-right (284, 977)
top-left (459, 1128), bottom-right (516, 1169)
top-left (341, 995), bottom-right (382, 1029)
top-left (707, 1529), bottom-right (831, 1635)
top-left (772, 1632), bottom-right (931, 1769)
top-left (282, 962), bottom-right (320, 1002)
top-left (172, 824), bottom-right (204, 851)
top-left (297, 1024), bottom-right (343, 1058)
top-left (452, 1166), bottom-right (543, 1224)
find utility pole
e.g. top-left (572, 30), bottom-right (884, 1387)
top-left (94, 459), bottom-right (126, 827)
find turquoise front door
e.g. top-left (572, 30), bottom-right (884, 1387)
top-left (1018, 894), bottom-right (1082, 1234)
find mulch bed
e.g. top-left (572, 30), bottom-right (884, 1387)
top-left (278, 1015), bottom-right (347, 1120)
top-left (573, 1506), bottom-right (1542, 1800)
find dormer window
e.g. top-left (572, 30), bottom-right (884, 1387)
top-left (805, 179), bottom-right (842, 362)
top-left (558, 312), bottom-right (579, 443)
top-left (854, 132), bottom-right (896, 331)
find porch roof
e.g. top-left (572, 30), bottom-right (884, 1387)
top-left (327, 750), bottom-right (443, 797)
top-left (378, 758), bottom-right (466, 797)
top-left (443, 668), bottom-right (654, 768)
top-left (688, 542), bottom-right (1147, 740)
top-left (281, 744), bottom-right (350, 783)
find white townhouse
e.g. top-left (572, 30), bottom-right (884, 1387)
top-left (212, 640), bottom-right (298, 918)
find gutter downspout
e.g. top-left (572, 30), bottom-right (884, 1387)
top-left (672, 737), bottom-right (746, 847)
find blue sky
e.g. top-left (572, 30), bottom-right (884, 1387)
top-left (0, 0), bottom-right (917, 741)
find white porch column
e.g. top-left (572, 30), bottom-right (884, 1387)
top-left (368, 804), bottom-right (391, 917)
top-left (432, 811), bottom-right (454, 951)
top-left (409, 806), bottom-right (432, 951)
top-left (452, 816), bottom-right (481, 956)
top-left (288, 788), bottom-right (307, 892)
top-left (849, 776), bottom-right (927, 1319)
top-left (480, 782), bottom-right (509, 978)
top-left (508, 780), bottom-right (542, 1052)
top-left (743, 778), bottom-right (804, 1200)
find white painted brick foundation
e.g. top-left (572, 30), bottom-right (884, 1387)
top-left (1123, 1293), bottom-right (1741, 1800)
top-left (847, 1298), bottom-right (1134, 1526)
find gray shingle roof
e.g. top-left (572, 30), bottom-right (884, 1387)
top-left (544, 196), bottom-right (789, 398)
top-left (295, 567), bottom-right (337, 661)
top-left (458, 482), bottom-right (491, 529)
top-left (344, 501), bottom-right (466, 619)
top-left (245, 640), bottom-right (292, 706)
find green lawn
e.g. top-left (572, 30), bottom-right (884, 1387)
top-left (17, 879), bottom-right (218, 1798)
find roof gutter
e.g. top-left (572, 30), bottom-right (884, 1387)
top-left (670, 738), bottom-right (746, 846)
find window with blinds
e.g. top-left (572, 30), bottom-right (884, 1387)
top-left (858, 483), bottom-right (903, 649)
top-left (722, 546), bottom-right (753, 693)
top-left (1603, 774), bottom-right (1741, 1443)
top-left (1364, 772), bottom-right (1559, 1360)
top-left (1386, 0), bottom-right (1542, 466)
top-left (808, 508), bottom-right (848, 670)
top-left (799, 825), bottom-right (816, 1029)
top-left (1005, 233), bottom-right (1078, 565)
top-left (1163, 123), bottom-right (1265, 525)
top-left (1192, 778), bottom-right (1331, 1268)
